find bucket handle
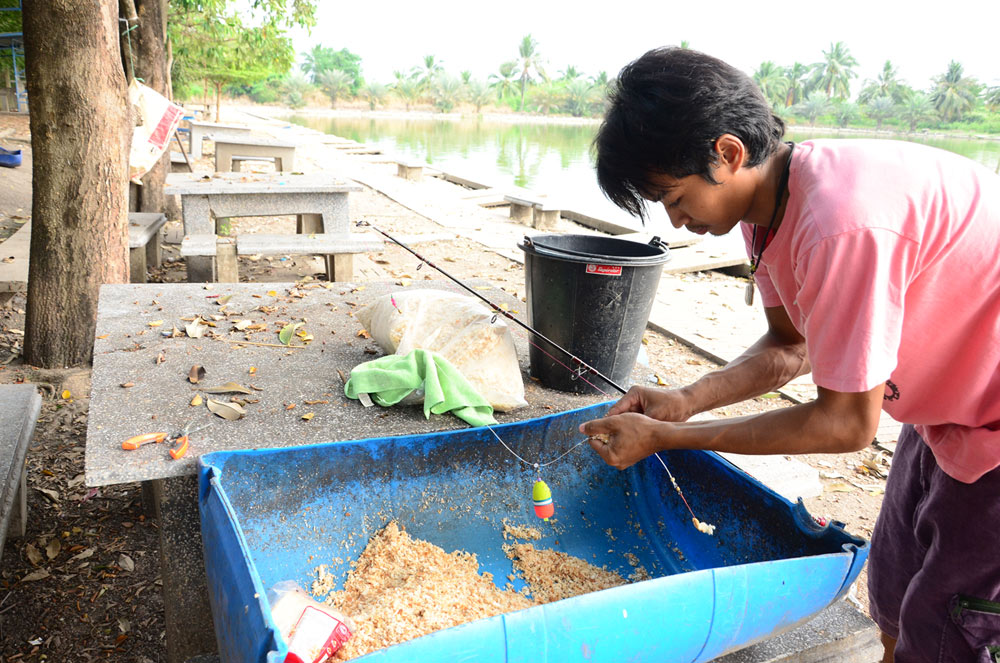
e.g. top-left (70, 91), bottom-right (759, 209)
top-left (648, 235), bottom-right (668, 251)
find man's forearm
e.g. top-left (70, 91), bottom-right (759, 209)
top-left (680, 332), bottom-right (810, 417)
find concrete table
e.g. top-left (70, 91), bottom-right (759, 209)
top-left (84, 280), bottom-right (623, 662)
top-left (164, 172), bottom-right (364, 282)
top-left (187, 120), bottom-right (252, 159)
top-left (213, 136), bottom-right (297, 172)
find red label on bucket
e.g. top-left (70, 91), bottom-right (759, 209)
top-left (586, 264), bottom-right (622, 276)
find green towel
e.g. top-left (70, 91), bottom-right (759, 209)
top-left (344, 348), bottom-right (497, 427)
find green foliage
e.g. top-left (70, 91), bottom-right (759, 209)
top-left (360, 81), bottom-right (387, 110)
top-left (930, 61), bottom-right (980, 122)
top-left (301, 44), bottom-right (363, 93)
top-left (865, 96), bottom-right (896, 131)
top-left (794, 92), bottom-right (832, 125)
top-left (465, 79), bottom-right (493, 113)
top-left (431, 74), bottom-right (463, 113)
top-left (809, 41), bottom-right (858, 100)
top-left (515, 34), bottom-right (544, 111)
top-left (316, 69), bottom-right (353, 107)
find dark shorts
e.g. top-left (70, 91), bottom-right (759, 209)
top-left (868, 424), bottom-right (1000, 662)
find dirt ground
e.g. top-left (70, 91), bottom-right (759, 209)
top-left (0, 114), bottom-right (887, 661)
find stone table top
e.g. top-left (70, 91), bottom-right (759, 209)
top-left (187, 120), bottom-right (251, 130)
top-left (164, 172), bottom-right (362, 196)
top-left (212, 136), bottom-right (298, 148)
top-left (85, 280), bottom-right (639, 487)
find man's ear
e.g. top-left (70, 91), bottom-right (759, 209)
top-left (714, 134), bottom-right (748, 173)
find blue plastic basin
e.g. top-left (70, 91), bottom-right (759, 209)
top-left (198, 402), bottom-right (867, 662)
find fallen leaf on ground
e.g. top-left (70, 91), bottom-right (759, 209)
top-left (825, 482), bottom-right (854, 493)
top-left (188, 365), bottom-right (206, 384)
top-left (201, 382), bottom-right (252, 395)
top-left (147, 320), bottom-right (164, 327)
top-left (207, 398), bottom-right (245, 420)
top-left (301, 412), bottom-right (314, 421)
top-left (279, 322), bottom-right (305, 345)
top-left (21, 569), bottom-right (50, 582)
top-left (186, 319), bottom-right (207, 339)
top-left (118, 554), bottom-right (135, 572)
top-left (190, 394), bottom-right (203, 407)
top-left (45, 537), bottom-right (61, 560)
top-left (25, 542), bottom-right (42, 566)
top-left (120, 382), bottom-right (135, 388)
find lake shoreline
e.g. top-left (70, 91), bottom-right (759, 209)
top-left (241, 102), bottom-right (1000, 143)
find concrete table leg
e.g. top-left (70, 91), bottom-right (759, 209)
top-left (326, 254), bottom-right (353, 282)
top-left (146, 228), bottom-right (163, 269)
top-left (129, 246), bottom-right (147, 284)
top-left (153, 475), bottom-right (217, 663)
top-left (297, 213), bottom-right (323, 235)
top-left (216, 239), bottom-right (239, 283)
top-left (509, 203), bottom-right (534, 223)
top-left (183, 195), bottom-right (217, 283)
top-left (8, 463), bottom-right (26, 538)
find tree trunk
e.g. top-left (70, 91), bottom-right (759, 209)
top-left (132, 0), bottom-right (169, 216)
top-left (23, 1), bottom-right (131, 368)
top-left (215, 81), bottom-right (222, 121)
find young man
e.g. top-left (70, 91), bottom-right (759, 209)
top-left (579, 46), bottom-right (1000, 662)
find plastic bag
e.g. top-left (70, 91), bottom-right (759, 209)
top-left (127, 79), bottom-right (184, 184)
top-left (356, 289), bottom-right (527, 412)
top-left (267, 580), bottom-right (354, 663)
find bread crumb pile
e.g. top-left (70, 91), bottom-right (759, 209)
top-left (501, 519), bottom-right (542, 541)
top-left (503, 543), bottom-right (627, 605)
top-left (311, 521), bottom-right (631, 660)
top-left (313, 522), bottom-right (532, 660)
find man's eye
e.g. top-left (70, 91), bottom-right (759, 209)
top-left (667, 197), bottom-right (680, 208)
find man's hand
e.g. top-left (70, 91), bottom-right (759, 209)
top-left (579, 413), bottom-right (671, 470)
top-left (606, 385), bottom-right (695, 422)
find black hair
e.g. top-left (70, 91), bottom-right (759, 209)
top-left (594, 47), bottom-right (785, 221)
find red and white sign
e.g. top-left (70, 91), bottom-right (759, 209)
top-left (585, 264), bottom-right (622, 276)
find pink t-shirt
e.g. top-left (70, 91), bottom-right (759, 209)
top-left (744, 139), bottom-right (1000, 483)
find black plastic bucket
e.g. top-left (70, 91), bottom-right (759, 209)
top-left (518, 234), bottom-right (670, 394)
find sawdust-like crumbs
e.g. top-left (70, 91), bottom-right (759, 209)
top-left (311, 521), bottom-right (627, 661)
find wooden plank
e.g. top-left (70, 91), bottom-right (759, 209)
top-left (660, 232), bottom-right (749, 274)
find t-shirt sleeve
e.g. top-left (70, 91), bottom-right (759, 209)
top-left (794, 228), bottom-right (919, 393)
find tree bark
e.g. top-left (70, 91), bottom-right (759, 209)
top-left (131, 0), bottom-right (169, 215)
top-left (23, 0), bottom-right (131, 368)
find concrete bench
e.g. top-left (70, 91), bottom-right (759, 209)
top-left (180, 232), bottom-right (383, 282)
top-left (395, 160), bottom-right (428, 182)
top-left (187, 121), bottom-right (253, 159)
top-left (503, 192), bottom-right (562, 229)
top-left (170, 151), bottom-right (191, 173)
top-left (231, 155), bottom-right (275, 171)
top-left (213, 137), bottom-right (296, 173)
top-left (128, 212), bottom-right (168, 283)
top-left (0, 384), bottom-right (42, 564)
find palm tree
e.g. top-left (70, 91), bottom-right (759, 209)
top-left (753, 61), bottom-right (789, 109)
top-left (360, 82), bottom-right (387, 111)
top-left (985, 85), bottom-right (1000, 111)
top-left (858, 60), bottom-right (906, 104)
top-left (300, 44), bottom-right (333, 84)
top-left (784, 62), bottom-right (810, 107)
top-left (431, 74), bottom-right (463, 113)
top-left (282, 72), bottom-right (312, 109)
top-left (795, 91), bottom-right (832, 126)
top-left (898, 91), bottom-right (938, 131)
top-left (832, 100), bottom-right (859, 128)
top-left (516, 34), bottom-right (545, 111)
top-left (865, 96), bottom-right (896, 131)
top-left (531, 81), bottom-right (562, 114)
top-left (810, 41), bottom-right (858, 100)
top-left (930, 61), bottom-right (980, 122)
top-left (392, 77), bottom-right (421, 112)
top-left (316, 70), bottom-right (353, 108)
top-left (413, 55), bottom-right (444, 95)
top-left (489, 61), bottom-right (519, 102)
top-left (559, 65), bottom-right (581, 82)
top-left (465, 79), bottom-right (493, 113)
top-left (564, 79), bottom-right (596, 117)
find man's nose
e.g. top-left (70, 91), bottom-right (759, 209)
top-left (663, 203), bottom-right (687, 228)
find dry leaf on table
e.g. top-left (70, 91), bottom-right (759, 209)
top-left (279, 322), bottom-right (304, 345)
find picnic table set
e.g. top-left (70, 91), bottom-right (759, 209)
top-left (82, 125), bottom-right (869, 663)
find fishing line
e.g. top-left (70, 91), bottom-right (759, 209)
top-left (359, 220), bottom-right (712, 532)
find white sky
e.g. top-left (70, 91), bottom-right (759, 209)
top-left (288, 0), bottom-right (999, 94)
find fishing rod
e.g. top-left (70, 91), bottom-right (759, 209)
top-left (357, 219), bottom-right (629, 396)
top-left (357, 220), bottom-right (714, 533)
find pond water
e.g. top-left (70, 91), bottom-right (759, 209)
top-left (286, 114), bottom-right (1000, 234)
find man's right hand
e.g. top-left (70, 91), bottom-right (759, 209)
top-left (607, 385), bottom-right (695, 422)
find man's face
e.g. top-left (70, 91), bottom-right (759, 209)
top-left (641, 165), bottom-right (751, 236)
